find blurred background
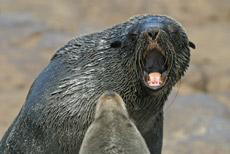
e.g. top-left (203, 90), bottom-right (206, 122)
top-left (0, 0), bottom-right (229, 153)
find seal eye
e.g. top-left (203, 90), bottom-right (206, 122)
top-left (168, 26), bottom-right (178, 38)
top-left (128, 30), bottom-right (139, 41)
top-left (129, 33), bottom-right (138, 41)
top-left (169, 31), bottom-right (177, 36)
top-left (169, 30), bottom-right (179, 39)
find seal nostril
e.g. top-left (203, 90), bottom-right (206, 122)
top-left (148, 32), bottom-right (153, 38)
top-left (147, 27), bottom-right (159, 40)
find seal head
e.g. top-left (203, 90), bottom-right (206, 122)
top-left (120, 15), bottom-right (194, 91)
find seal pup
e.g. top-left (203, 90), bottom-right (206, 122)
top-left (79, 91), bottom-right (150, 154)
top-left (0, 14), bottom-right (195, 154)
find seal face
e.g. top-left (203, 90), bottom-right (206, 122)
top-left (124, 16), bottom-right (191, 91)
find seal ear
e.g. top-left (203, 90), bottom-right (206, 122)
top-left (111, 40), bottom-right (122, 48)
top-left (189, 41), bottom-right (196, 49)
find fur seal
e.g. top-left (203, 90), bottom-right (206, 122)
top-left (0, 14), bottom-right (195, 154)
top-left (79, 91), bottom-right (150, 154)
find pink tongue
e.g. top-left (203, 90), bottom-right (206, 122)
top-left (148, 72), bottom-right (161, 86)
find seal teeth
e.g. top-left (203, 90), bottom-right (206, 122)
top-left (148, 72), bottom-right (162, 86)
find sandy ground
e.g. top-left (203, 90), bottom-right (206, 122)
top-left (0, 0), bottom-right (229, 153)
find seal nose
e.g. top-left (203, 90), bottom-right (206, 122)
top-left (104, 90), bottom-right (116, 96)
top-left (103, 91), bottom-right (117, 99)
top-left (146, 27), bottom-right (159, 40)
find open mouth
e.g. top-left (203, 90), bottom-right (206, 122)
top-left (142, 49), bottom-right (169, 90)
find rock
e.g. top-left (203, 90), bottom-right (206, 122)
top-left (163, 92), bottom-right (230, 154)
top-left (179, 64), bottom-right (209, 94)
top-left (0, 12), bottom-right (71, 79)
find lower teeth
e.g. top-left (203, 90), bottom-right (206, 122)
top-left (148, 82), bottom-right (161, 86)
top-left (147, 72), bottom-right (162, 86)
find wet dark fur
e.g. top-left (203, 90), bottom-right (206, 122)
top-left (0, 14), bottom-right (193, 154)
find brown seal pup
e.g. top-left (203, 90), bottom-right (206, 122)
top-left (0, 14), bottom-right (195, 154)
top-left (79, 91), bottom-right (150, 154)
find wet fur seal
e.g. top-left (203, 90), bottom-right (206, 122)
top-left (79, 91), bottom-right (150, 154)
top-left (0, 14), bottom-right (195, 154)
